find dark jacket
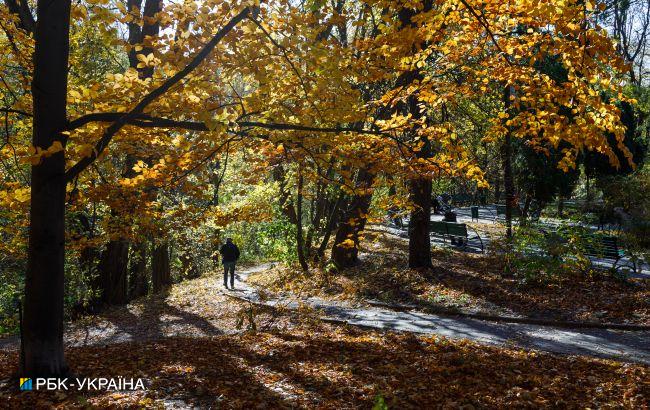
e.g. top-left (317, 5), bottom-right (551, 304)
top-left (219, 242), bottom-right (240, 263)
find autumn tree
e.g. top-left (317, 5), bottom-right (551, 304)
top-left (0, 0), bottom-right (635, 377)
top-left (4, 0), bottom-right (257, 376)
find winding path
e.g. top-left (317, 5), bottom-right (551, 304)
top-left (232, 264), bottom-right (650, 365)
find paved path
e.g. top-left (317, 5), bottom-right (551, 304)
top-left (233, 265), bottom-right (650, 365)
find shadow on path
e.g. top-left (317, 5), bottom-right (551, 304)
top-left (235, 268), bottom-right (650, 365)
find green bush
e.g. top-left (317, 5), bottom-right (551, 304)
top-left (494, 224), bottom-right (593, 284)
top-left (223, 219), bottom-right (298, 264)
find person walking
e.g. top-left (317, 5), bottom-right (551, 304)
top-left (219, 238), bottom-right (240, 289)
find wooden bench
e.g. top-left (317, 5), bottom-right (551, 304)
top-left (495, 204), bottom-right (521, 222)
top-left (583, 235), bottom-right (624, 269)
top-left (452, 194), bottom-right (473, 206)
top-left (543, 228), bottom-right (624, 270)
top-left (430, 221), bottom-right (484, 252)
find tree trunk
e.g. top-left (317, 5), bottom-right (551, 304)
top-left (73, 212), bottom-right (100, 310)
top-left (97, 240), bottom-right (130, 304)
top-left (521, 191), bottom-right (533, 221)
top-left (21, 0), bottom-right (72, 376)
top-left (331, 170), bottom-right (374, 268)
top-left (94, 0), bottom-right (162, 306)
top-left (129, 242), bottom-right (149, 298)
top-left (397, 2), bottom-right (434, 269)
top-left (305, 177), bottom-right (328, 258)
top-left (152, 242), bottom-right (171, 293)
top-left (273, 165), bottom-right (298, 224)
top-left (494, 173), bottom-right (501, 204)
top-left (503, 85), bottom-right (515, 239)
top-left (403, 121), bottom-right (433, 268)
top-left (316, 193), bottom-right (344, 260)
top-left (272, 164), bottom-right (309, 269)
top-left (296, 170), bottom-right (309, 271)
top-left (408, 177), bottom-right (433, 268)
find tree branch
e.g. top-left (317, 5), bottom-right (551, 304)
top-left (457, 0), bottom-right (512, 66)
top-left (0, 107), bottom-right (31, 116)
top-left (67, 111), bottom-right (387, 135)
top-left (64, 6), bottom-right (251, 183)
top-left (3, 0), bottom-right (35, 33)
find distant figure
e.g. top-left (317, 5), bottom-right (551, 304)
top-left (219, 238), bottom-right (240, 289)
top-left (436, 193), bottom-right (451, 214)
top-left (387, 206), bottom-right (403, 228)
top-left (432, 196), bottom-right (441, 214)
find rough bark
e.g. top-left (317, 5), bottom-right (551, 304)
top-left (97, 240), bottom-right (130, 304)
top-left (152, 242), bottom-right (171, 293)
top-left (21, 0), bottom-right (71, 376)
top-left (408, 177), bottom-right (433, 268)
top-left (331, 169), bottom-right (374, 268)
top-left (398, 1), bottom-right (434, 269)
top-left (129, 242), bottom-right (149, 298)
top-left (295, 170), bottom-right (309, 271)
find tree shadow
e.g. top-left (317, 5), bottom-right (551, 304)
top-left (425, 254), bottom-right (649, 323)
top-left (69, 287), bottom-right (225, 347)
top-left (356, 231), bottom-right (649, 323)
top-left (1, 328), bottom-right (647, 407)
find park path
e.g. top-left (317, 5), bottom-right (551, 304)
top-left (231, 264), bottom-right (650, 365)
top-left (1, 262), bottom-right (647, 366)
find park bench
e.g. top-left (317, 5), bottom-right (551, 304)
top-left (451, 193), bottom-right (473, 206)
top-left (583, 234), bottom-right (624, 270)
top-left (494, 204), bottom-right (521, 222)
top-left (543, 227), bottom-right (624, 270)
top-left (430, 220), bottom-right (484, 252)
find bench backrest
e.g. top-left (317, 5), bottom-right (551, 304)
top-left (584, 235), bottom-right (619, 260)
top-left (446, 222), bottom-right (468, 237)
top-left (452, 194), bottom-right (472, 205)
top-left (496, 204), bottom-right (521, 217)
top-left (429, 221), bottom-right (468, 237)
top-left (430, 221), bottom-right (448, 235)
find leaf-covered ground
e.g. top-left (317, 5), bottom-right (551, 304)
top-left (2, 329), bottom-right (649, 408)
top-left (1, 271), bottom-right (648, 408)
top-left (249, 230), bottom-right (650, 325)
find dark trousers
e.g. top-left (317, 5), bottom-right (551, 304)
top-left (223, 261), bottom-right (235, 286)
